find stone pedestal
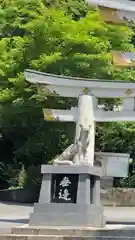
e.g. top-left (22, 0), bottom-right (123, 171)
top-left (29, 165), bottom-right (105, 227)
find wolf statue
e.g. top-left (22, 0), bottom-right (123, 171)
top-left (54, 125), bottom-right (91, 165)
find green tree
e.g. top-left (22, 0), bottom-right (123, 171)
top-left (43, 0), bottom-right (89, 19)
top-left (0, 0), bottom-right (135, 187)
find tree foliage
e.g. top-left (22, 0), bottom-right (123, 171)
top-left (0, 0), bottom-right (135, 187)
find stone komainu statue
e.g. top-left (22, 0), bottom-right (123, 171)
top-left (54, 125), bottom-right (91, 165)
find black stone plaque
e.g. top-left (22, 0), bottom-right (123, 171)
top-left (51, 174), bottom-right (79, 203)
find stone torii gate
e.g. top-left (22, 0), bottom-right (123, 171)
top-left (25, 69), bottom-right (135, 227)
top-left (24, 0), bottom-right (135, 229)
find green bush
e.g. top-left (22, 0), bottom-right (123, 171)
top-left (18, 165), bottom-right (41, 189)
top-left (18, 165), bottom-right (28, 188)
top-left (0, 161), bottom-right (41, 190)
top-left (0, 160), bottom-right (21, 187)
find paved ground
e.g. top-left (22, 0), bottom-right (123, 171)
top-left (1, 202), bottom-right (135, 233)
top-left (0, 202), bottom-right (32, 233)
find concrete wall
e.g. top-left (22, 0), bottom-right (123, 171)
top-left (101, 177), bottom-right (113, 188)
top-left (101, 188), bottom-right (135, 206)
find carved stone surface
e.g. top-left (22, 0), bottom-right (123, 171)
top-left (50, 174), bottom-right (79, 203)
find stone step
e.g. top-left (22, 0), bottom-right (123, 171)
top-left (12, 225), bottom-right (107, 236)
top-left (29, 212), bottom-right (105, 227)
top-left (11, 226), bottom-right (96, 236)
top-left (1, 235), bottom-right (135, 240)
top-left (11, 225), bottom-right (135, 238)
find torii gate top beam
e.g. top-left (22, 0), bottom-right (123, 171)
top-left (86, 0), bottom-right (135, 25)
top-left (25, 69), bottom-right (135, 98)
top-left (86, 0), bottom-right (135, 12)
